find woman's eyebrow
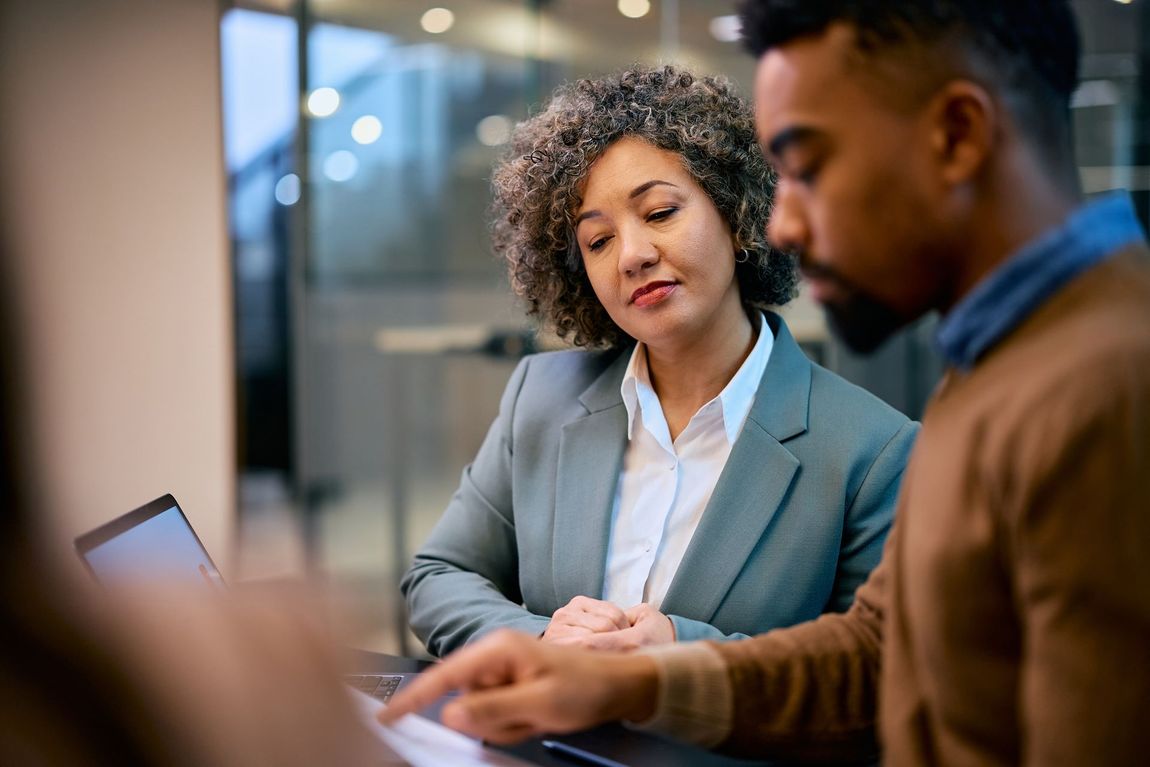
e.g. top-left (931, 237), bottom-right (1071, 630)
top-left (576, 180), bottom-right (679, 226)
top-left (629, 179), bottom-right (677, 199)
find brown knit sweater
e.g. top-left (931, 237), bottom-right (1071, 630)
top-left (641, 246), bottom-right (1150, 765)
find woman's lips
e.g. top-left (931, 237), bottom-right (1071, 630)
top-left (630, 281), bottom-right (678, 307)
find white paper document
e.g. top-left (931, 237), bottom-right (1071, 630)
top-left (353, 691), bottom-right (537, 767)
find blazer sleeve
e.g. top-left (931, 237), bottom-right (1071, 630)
top-left (401, 357), bottom-right (550, 657)
top-left (827, 419), bottom-right (919, 613)
top-left (668, 617), bottom-right (753, 643)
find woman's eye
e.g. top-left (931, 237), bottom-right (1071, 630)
top-left (647, 207), bottom-right (677, 222)
top-left (588, 236), bottom-right (610, 252)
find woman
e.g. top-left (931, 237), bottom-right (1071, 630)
top-left (403, 65), bottom-right (917, 657)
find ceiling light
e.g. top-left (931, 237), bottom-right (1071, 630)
top-left (618, 0), bottom-right (650, 20)
top-left (421, 7), bottom-right (455, 34)
top-left (351, 115), bottom-right (383, 145)
top-left (306, 87), bottom-right (340, 118)
top-left (274, 174), bottom-right (301, 206)
top-left (323, 150), bottom-right (359, 183)
top-left (476, 115), bottom-right (513, 147)
top-left (709, 15), bottom-right (741, 43)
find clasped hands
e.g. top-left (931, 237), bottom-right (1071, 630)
top-left (540, 595), bottom-right (674, 650)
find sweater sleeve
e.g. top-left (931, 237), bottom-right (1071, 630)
top-left (631, 642), bottom-right (734, 747)
top-left (637, 519), bottom-right (897, 762)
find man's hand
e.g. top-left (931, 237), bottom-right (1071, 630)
top-left (377, 630), bottom-right (659, 744)
top-left (541, 596), bottom-right (630, 643)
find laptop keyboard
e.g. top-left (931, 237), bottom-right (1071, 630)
top-left (344, 674), bottom-right (403, 703)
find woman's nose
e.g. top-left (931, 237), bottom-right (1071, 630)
top-left (617, 231), bottom-right (658, 276)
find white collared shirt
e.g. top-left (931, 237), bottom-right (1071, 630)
top-left (601, 313), bottom-right (774, 610)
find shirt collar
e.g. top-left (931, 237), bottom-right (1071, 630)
top-left (936, 193), bottom-right (1146, 371)
top-left (621, 311), bottom-right (774, 446)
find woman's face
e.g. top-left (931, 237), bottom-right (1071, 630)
top-left (574, 136), bottom-right (743, 353)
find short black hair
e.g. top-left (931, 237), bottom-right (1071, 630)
top-left (738, 0), bottom-right (1081, 168)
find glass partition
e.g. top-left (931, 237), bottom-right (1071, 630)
top-left (221, 0), bottom-right (1148, 654)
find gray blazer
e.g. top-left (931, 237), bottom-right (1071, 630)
top-left (403, 313), bottom-right (918, 657)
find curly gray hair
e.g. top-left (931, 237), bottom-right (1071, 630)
top-left (491, 64), bottom-right (796, 348)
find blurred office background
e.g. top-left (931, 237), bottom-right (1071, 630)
top-left (2, 0), bottom-right (1146, 656)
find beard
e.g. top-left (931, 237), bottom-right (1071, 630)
top-left (798, 254), bottom-right (909, 354)
top-left (822, 291), bottom-right (908, 354)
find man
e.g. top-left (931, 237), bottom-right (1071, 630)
top-left (381, 1), bottom-right (1150, 763)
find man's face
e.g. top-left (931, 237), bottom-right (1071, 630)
top-left (754, 24), bottom-right (956, 353)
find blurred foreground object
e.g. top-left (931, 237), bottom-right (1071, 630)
top-left (0, 209), bottom-right (388, 767)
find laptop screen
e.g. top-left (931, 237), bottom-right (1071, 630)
top-left (75, 494), bottom-right (225, 589)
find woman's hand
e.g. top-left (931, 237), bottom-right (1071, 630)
top-left (569, 603), bottom-right (676, 651)
top-left (541, 596), bottom-right (630, 643)
top-left (543, 599), bottom-right (676, 651)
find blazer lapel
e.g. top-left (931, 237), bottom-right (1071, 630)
top-left (661, 313), bottom-right (812, 621)
top-left (551, 350), bottom-right (631, 606)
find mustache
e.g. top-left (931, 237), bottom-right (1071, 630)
top-left (792, 251), bottom-right (908, 354)
top-left (796, 251), bottom-right (856, 293)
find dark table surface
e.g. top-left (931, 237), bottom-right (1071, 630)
top-left (345, 648), bottom-right (781, 767)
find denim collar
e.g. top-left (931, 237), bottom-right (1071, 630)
top-left (936, 193), bottom-right (1146, 371)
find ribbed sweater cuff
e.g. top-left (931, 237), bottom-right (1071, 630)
top-left (628, 642), bottom-right (732, 748)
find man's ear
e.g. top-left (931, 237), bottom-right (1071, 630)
top-left (928, 80), bottom-right (997, 186)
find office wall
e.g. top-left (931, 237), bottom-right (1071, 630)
top-left (0, 0), bottom-right (235, 567)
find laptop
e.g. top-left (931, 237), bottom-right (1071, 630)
top-left (74, 493), bottom-right (418, 704)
